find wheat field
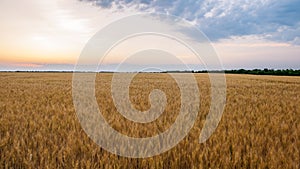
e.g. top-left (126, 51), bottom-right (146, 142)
top-left (0, 72), bottom-right (299, 168)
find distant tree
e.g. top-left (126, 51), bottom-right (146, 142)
top-left (216, 69), bottom-right (300, 76)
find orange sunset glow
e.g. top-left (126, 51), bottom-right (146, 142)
top-left (0, 0), bottom-right (299, 70)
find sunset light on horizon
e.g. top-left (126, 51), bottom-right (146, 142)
top-left (0, 0), bottom-right (299, 71)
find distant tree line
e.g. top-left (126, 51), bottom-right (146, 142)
top-left (194, 69), bottom-right (300, 76)
top-left (3, 69), bottom-right (300, 76)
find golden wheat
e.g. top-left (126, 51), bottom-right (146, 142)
top-left (0, 72), bottom-right (299, 168)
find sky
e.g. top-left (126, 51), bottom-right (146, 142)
top-left (0, 0), bottom-right (299, 71)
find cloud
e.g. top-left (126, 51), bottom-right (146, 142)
top-left (79, 0), bottom-right (300, 44)
top-left (213, 35), bottom-right (300, 69)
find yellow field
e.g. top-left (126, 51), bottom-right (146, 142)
top-left (0, 73), bottom-right (299, 168)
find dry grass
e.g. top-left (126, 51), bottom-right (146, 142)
top-left (0, 72), bottom-right (299, 168)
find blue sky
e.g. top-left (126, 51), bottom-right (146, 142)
top-left (0, 0), bottom-right (299, 71)
top-left (82, 0), bottom-right (300, 44)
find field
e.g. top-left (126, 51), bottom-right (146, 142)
top-left (0, 72), bottom-right (299, 168)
